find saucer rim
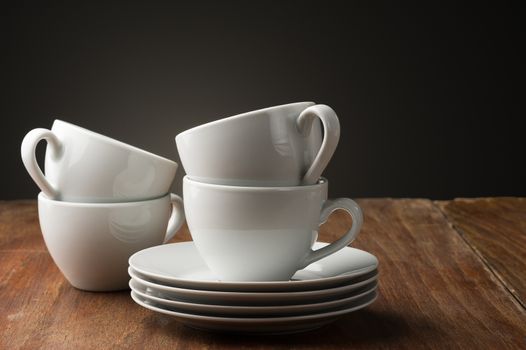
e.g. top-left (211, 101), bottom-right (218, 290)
top-left (130, 289), bottom-right (378, 324)
top-left (129, 241), bottom-right (379, 291)
top-left (129, 268), bottom-right (378, 305)
top-left (130, 278), bottom-right (378, 316)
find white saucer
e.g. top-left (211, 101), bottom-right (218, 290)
top-left (130, 278), bottom-right (377, 317)
top-left (129, 241), bottom-right (378, 292)
top-left (130, 289), bottom-right (377, 334)
top-left (129, 267), bottom-right (378, 306)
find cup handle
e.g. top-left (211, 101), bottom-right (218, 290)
top-left (163, 194), bottom-right (186, 243)
top-left (21, 128), bottom-right (63, 199)
top-left (300, 198), bottom-right (363, 268)
top-left (296, 104), bottom-right (340, 185)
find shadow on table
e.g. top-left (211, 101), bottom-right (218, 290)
top-left (153, 306), bottom-right (442, 348)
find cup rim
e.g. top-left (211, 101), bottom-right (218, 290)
top-left (183, 176), bottom-right (327, 192)
top-left (37, 192), bottom-right (170, 207)
top-left (53, 119), bottom-right (178, 167)
top-left (175, 101), bottom-right (315, 141)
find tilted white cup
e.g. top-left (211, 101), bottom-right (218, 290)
top-left (176, 102), bottom-right (340, 186)
top-left (22, 120), bottom-right (178, 202)
top-left (38, 193), bottom-right (185, 291)
top-left (183, 176), bottom-right (363, 281)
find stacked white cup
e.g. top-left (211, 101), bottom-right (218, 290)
top-left (176, 102), bottom-right (364, 281)
top-left (21, 120), bottom-right (185, 291)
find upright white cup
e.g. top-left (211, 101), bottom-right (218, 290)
top-left (183, 177), bottom-right (363, 281)
top-left (176, 102), bottom-right (340, 186)
top-left (22, 120), bottom-right (178, 202)
top-left (38, 193), bottom-right (185, 291)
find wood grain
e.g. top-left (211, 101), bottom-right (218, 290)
top-left (436, 197), bottom-right (526, 309)
top-left (1, 199), bottom-right (525, 349)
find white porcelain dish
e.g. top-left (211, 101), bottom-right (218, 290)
top-left (129, 268), bottom-right (377, 306)
top-left (22, 119), bottom-right (177, 202)
top-left (175, 102), bottom-right (340, 186)
top-left (183, 177), bottom-right (363, 281)
top-left (38, 193), bottom-right (185, 291)
top-left (129, 241), bottom-right (378, 292)
top-left (130, 278), bottom-right (377, 317)
top-left (130, 289), bottom-right (377, 334)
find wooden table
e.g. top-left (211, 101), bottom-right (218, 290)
top-left (1, 198), bottom-right (525, 349)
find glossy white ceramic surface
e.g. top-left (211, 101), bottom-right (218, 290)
top-left (22, 120), bottom-right (178, 202)
top-left (130, 289), bottom-right (377, 334)
top-left (129, 278), bottom-right (377, 317)
top-left (38, 193), bottom-right (185, 291)
top-left (183, 177), bottom-right (363, 281)
top-left (129, 268), bottom-right (377, 306)
top-left (129, 241), bottom-right (378, 291)
top-left (175, 102), bottom-right (340, 186)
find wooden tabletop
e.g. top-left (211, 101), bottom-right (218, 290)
top-left (1, 198), bottom-right (525, 349)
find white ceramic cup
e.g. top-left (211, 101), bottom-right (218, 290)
top-left (22, 120), bottom-right (178, 202)
top-left (175, 102), bottom-right (340, 186)
top-left (183, 176), bottom-right (363, 281)
top-left (38, 192), bottom-right (185, 291)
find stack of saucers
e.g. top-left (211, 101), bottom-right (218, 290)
top-left (128, 241), bottom-right (378, 334)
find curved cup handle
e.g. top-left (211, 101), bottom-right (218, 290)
top-left (296, 104), bottom-right (340, 185)
top-left (301, 198), bottom-right (363, 268)
top-left (163, 194), bottom-right (186, 243)
top-left (21, 128), bottom-right (62, 199)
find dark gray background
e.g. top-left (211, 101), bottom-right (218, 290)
top-left (2, 2), bottom-right (524, 200)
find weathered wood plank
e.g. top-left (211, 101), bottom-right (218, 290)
top-left (436, 197), bottom-right (526, 309)
top-left (1, 199), bottom-right (525, 349)
top-left (0, 200), bottom-right (45, 252)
